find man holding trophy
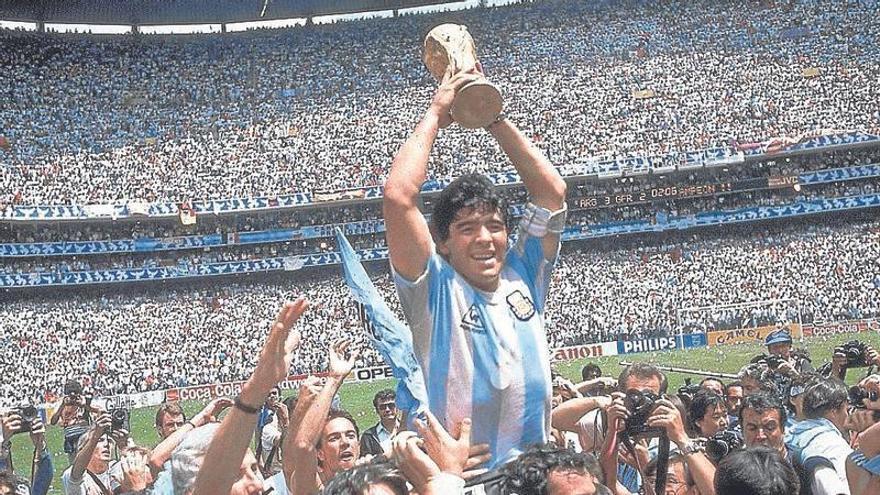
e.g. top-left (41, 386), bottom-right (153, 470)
top-left (383, 23), bottom-right (568, 472)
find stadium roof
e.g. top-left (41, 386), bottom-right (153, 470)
top-left (0, 0), bottom-right (471, 24)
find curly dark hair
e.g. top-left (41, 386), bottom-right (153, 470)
top-left (320, 460), bottom-right (408, 495)
top-left (738, 392), bottom-right (787, 430)
top-left (431, 173), bottom-right (509, 242)
top-left (501, 443), bottom-right (602, 495)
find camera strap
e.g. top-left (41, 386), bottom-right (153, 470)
top-left (620, 432), bottom-right (669, 495)
top-left (654, 433), bottom-right (670, 495)
top-left (86, 470), bottom-right (112, 495)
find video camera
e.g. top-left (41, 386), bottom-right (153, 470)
top-left (11, 405), bottom-right (40, 433)
top-left (623, 390), bottom-right (665, 439)
top-left (705, 429), bottom-right (744, 464)
top-left (835, 341), bottom-right (870, 368)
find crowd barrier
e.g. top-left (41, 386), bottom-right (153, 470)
top-left (4, 132), bottom-right (876, 221)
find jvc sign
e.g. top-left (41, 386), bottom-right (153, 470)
top-left (617, 337), bottom-right (677, 355)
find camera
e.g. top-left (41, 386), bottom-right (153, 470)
top-left (109, 408), bottom-right (129, 431)
top-left (676, 378), bottom-right (702, 406)
top-left (835, 341), bottom-right (869, 368)
top-left (705, 429), bottom-right (744, 464)
top-left (750, 353), bottom-right (785, 370)
top-left (848, 386), bottom-right (879, 408)
top-left (12, 405), bottom-right (39, 433)
top-left (623, 390), bottom-right (664, 438)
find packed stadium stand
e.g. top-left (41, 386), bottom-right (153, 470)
top-left (1, 0), bottom-right (879, 406)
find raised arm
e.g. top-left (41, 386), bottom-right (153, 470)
top-left (487, 116), bottom-right (567, 258)
top-left (70, 413), bottom-right (111, 482)
top-left (191, 298), bottom-right (307, 495)
top-left (384, 71), bottom-right (482, 280)
top-left (551, 396), bottom-right (610, 433)
top-left (290, 340), bottom-right (358, 495)
top-left (281, 376), bottom-right (322, 491)
top-left (149, 397), bottom-right (233, 472)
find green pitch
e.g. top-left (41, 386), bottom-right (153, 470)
top-left (13, 331), bottom-right (877, 494)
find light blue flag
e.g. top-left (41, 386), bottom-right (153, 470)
top-left (335, 229), bottom-right (428, 422)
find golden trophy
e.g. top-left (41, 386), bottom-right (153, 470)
top-left (423, 24), bottom-right (503, 129)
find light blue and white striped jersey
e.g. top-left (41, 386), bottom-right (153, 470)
top-left (393, 233), bottom-right (555, 468)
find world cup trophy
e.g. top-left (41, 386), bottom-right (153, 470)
top-left (423, 24), bottom-right (503, 129)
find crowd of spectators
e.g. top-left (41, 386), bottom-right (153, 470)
top-left (2, 0), bottom-right (880, 207)
top-left (2, 215), bottom-right (878, 406)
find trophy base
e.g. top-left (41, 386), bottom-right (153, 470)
top-left (451, 80), bottom-right (503, 129)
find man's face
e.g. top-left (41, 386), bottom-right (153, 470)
top-left (375, 399), bottom-right (397, 422)
top-left (158, 412), bottom-right (186, 439)
top-left (700, 379), bottom-right (724, 396)
top-left (437, 207), bottom-right (508, 292)
top-left (317, 417), bottom-right (360, 477)
top-left (725, 386), bottom-right (743, 414)
top-left (229, 449), bottom-right (264, 495)
top-left (645, 459), bottom-right (698, 495)
top-left (697, 404), bottom-right (728, 438)
top-left (547, 468), bottom-right (598, 495)
top-left (266, 389), bottom-right (280, 407)
top-left (767, 342), bottom-right (792, 359)
top-left (92, 434), bottom-right (113, 465)
top-left (742, 408), bottom-right (785, 454)
top-left (623, 375), bottom-right (662, 395)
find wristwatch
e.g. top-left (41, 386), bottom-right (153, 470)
top-left (677, 439), bottom-right (703, 456)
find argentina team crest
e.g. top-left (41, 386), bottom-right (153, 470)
top-left (506, 290), bottom-right (535, 321)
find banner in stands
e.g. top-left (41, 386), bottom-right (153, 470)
top-left (803, 318), bottom-right (879, 337)
top-left (707, 323), bottom-right (802, 347)
top-left (617, 336), bottom-right (678, 354)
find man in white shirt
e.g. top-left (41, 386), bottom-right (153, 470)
top-left (61, 413), bottom-right (116, 495)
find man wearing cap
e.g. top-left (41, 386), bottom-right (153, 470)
top-left (765, 328), bottom-right (813, 376)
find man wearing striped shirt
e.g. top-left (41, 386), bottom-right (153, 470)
top-left (384, 68), bottom-right (567, 470)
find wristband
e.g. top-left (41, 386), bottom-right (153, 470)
top-left (233, 397), bottom-right (261, 415)
top-left (519, 201), bottom-right (568, 238)
top-left (185, 420), bottom-right (198, 429)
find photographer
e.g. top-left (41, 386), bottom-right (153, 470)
top-left (257, 387), bottom-right (288, 476)
top-left (51, 380), bottom-right (102, 465)
top-left (602, 393), bottom-right (717, 495)
top-left (847, 419), bottom-right (880, 495)
top-left (786, 378), bottom-right (854, 495)
top-left (830, 342), bottom-right (880, 381)
top-left (0, 410), bottom-right (52, 495)
top-left (764, 329), bottom-right (813, 376)
top-left (62, 412), bottom-right (117, 495)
